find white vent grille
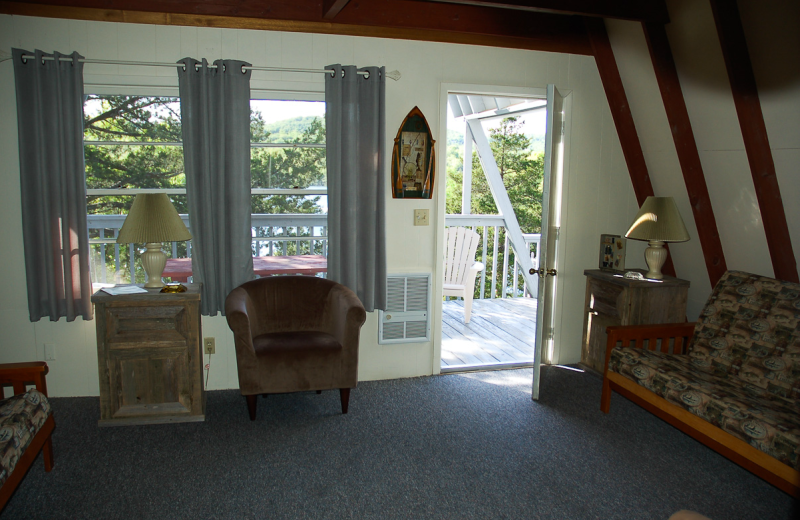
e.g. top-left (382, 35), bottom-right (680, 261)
top-left (379, 274), bottom-right (431, 344)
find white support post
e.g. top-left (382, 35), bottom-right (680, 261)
top-left (462, 126), bottom-right (473, 215)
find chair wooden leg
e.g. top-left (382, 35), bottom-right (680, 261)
top-left (339, 388), bottom-right (351, 414)
top-left (43, 435), bottom-right (54, 472)
top-left (245, 395), bottom-right (257, 421)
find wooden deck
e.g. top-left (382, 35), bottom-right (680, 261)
top-left (441, 297), bottom-right (538, 372)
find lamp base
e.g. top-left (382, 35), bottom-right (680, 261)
top-left (644, 240), bottom-right (667, 280)
top-left (141, 242), bottom-right (167, 288)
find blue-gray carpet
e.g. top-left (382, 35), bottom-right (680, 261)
top-left (1, 366), bottom-right (796, 519)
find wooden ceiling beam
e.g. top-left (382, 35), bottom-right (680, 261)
top-left (415, 0), bottom-right (670, 23)
top-left (643, 22), bottom-right (727, 287)
top-left (710, 0), bottom-right (798, 282)
top-left (584, 16), bottom-right (676, 278)
top-left (322, 0), bottom-right (350, 19)
top-left (0, 0), bottom-right (592, 55)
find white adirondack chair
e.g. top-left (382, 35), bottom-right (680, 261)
top-left (443, 227), bottom-right (485, 323)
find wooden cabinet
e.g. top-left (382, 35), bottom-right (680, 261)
top-left (581, 269), bottom-right (689, 374)
top-left (92, 285), bottom-right (205, 426)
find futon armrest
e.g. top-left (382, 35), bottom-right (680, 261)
top-left (0, 361), bottom-right (49, 397)
top-left (603, 322), bottom-right (696, 376)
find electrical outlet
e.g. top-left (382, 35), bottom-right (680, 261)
top-left (44, 343), bottom-right (56, 361)
top-left (414, 209), bottom-right (429, 226)
top-left (204, 337), bottom-right (216, 355)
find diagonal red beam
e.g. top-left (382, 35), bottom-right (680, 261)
top-left (584, 16), bottom-right (675, 278)
top-left (642, 22), bottom-right (727, 287)
top-left (710, 0), bottom-right (798, 282)
top-left (323, 0), bottom-right (350, 19)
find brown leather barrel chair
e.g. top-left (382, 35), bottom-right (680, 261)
top-left (225, 275), bottom-right (366, 420)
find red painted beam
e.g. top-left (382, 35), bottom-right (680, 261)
top-left (584, 16), bottom-right (676, 278)
top-left (710, 0), bottom-right (798, 282)
top-left (323, 0), bottom-right (350, 19)
top-left (643, 22), bottom-right (727, 287)
top-left (417, 0), bottom-right (670, 23)
top-left (0, 0), bottom-right (592, 55)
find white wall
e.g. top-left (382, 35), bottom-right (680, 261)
top-left (0, 14), bottom-right (632, 395)
top-left (604, 0), bottom-right (800, 319)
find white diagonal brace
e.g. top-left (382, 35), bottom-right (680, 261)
top-left (466, 118), bottom-right (538, 293)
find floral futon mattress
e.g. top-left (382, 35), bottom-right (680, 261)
top-left (608, 270), bottom-right (800, 471)
top-left (0, 389), bottom-right (51, 487)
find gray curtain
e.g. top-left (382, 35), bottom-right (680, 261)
top-left (178, 58), bottom-right (254, 315)
top-left (325, 65), bottom-right (387, 312)
top-left (12, 49), bottom-right (93, 322)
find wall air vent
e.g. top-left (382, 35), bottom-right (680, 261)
top-left (378, 274), bottom-right (431, 344)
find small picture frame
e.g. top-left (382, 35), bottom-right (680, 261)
top-left (599, 234), bottom-right (626, 272)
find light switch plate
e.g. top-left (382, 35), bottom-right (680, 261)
top-left (44, 343), bottom-right (56, 361)
top-left (414, 209), bottom-right (429, 226)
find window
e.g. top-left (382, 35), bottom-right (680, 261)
top-left (249, 99), bottom-right (327, 258)
top-left (85, 95), bottom-right (327, 284)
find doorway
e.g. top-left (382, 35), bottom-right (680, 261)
top-left (438, 85), bottom-right (566, 399)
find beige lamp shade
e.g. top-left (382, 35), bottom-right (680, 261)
top-left (625, 196), bottom-right (689, 280)
top-left (117, 193), bottom-right (192, 244)
top-left (625, 196), bottom-right (690, 243)
top-left (117, 194), bottom-right (192, 288)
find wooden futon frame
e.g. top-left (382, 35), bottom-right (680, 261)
top-left (601, 322), bottom-right (800, 497)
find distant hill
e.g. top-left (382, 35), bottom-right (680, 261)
top-left (264, 116), bottom-right (324, 142)
top-left (448, 128), bottom-right (545, 155)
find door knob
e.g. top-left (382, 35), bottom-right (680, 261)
top-left (529, 267), bottom-right (545, 277)
top-left (547, 268), bottom-right (558, 276)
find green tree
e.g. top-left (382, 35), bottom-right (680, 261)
top-left (468, 117), bottom-right (543, 234)
top-left (250, 116), bottom-right (326, 214)
top-left (84, 95), bottom-right (185, 215)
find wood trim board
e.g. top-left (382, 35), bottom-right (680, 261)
top-left (605, 372), bottom-right (800, 497)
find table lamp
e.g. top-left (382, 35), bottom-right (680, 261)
top-left (117, 194), bottom-right (192, 288)
top-left (625, 196), bottom-right (689, 280)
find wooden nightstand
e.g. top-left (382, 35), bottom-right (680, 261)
top-left (581, 269), bottom-right (689, 374)
top-left (92, 284), bottom-right (205, 426)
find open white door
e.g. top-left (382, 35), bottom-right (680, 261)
top-left (532, 85), bottom-right (565, 400)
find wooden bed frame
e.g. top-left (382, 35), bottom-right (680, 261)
top-left (600, 322), bottom-right (800, 497)
top-left (0, 362), bottom-right (55, 510)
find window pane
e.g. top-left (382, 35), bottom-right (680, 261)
top-left (250, 100), bottom-right (326, 143)
top-left (250, 99), bottom-right (327, 191)
top-left (84, 95), bottom-right (184, 217)
top-left (251, 194), bottom-right (327, 215)
top-left (84, 95), bottom-right (181, 142)
top-left (85, 144), bottom-right (185, 188)
top-left (250, 147), bottom-right (327, 190)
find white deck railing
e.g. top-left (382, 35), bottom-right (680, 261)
top-left (88, 213), bottom-right (327, 284)
top-left (88, 213), bottom-right (537, 298)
